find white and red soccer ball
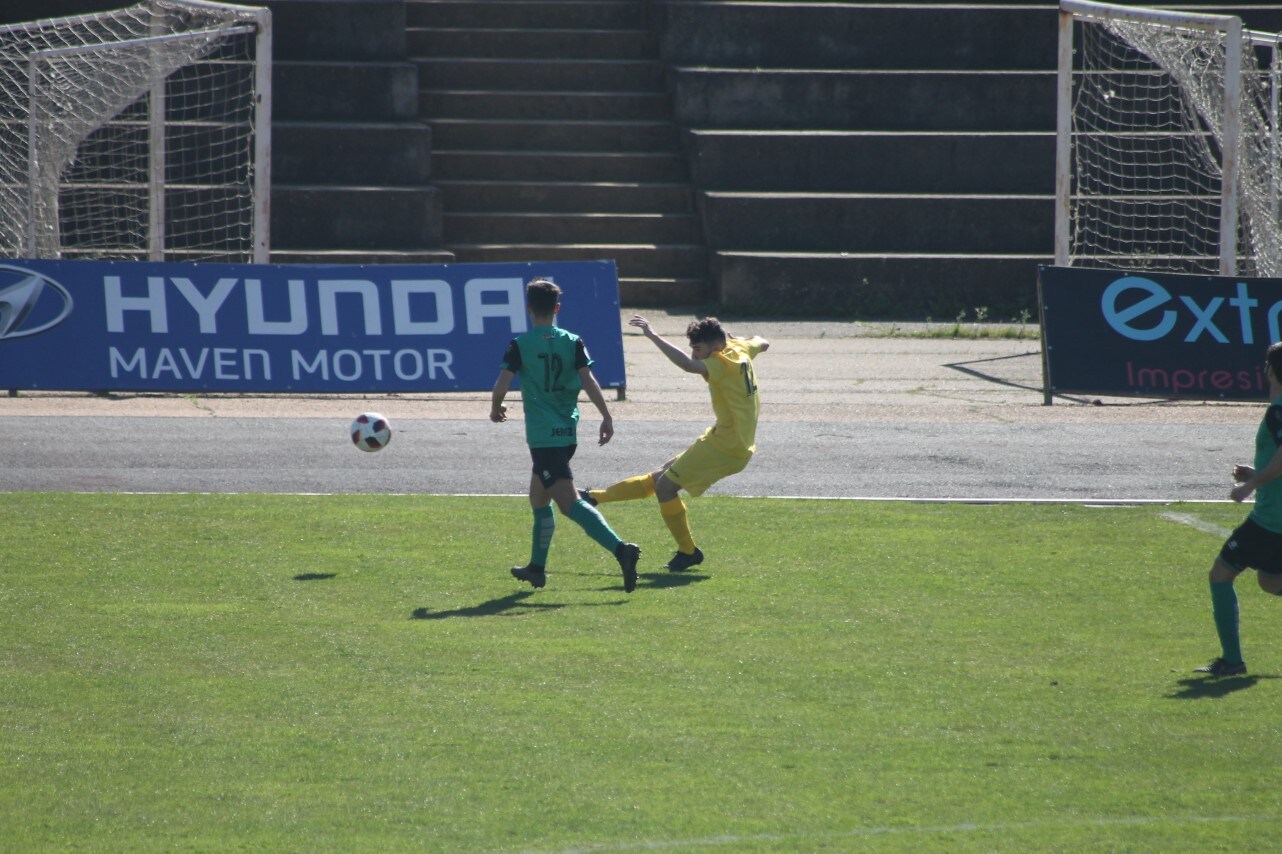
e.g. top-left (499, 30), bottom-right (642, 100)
top-left (350, 412), bottom-right (392, 452)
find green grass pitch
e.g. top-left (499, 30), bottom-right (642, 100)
top-left (2, 493), bottom-right (1279, 851)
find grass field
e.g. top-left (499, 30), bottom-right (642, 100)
top-left (2, 493), bottom-right (1279, 851)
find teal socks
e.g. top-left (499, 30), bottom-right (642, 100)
top-left (1210, 580), bottom-right (1244, 664)
top-left (568, 499), bottom-right (623, 554)
top-left (530, 505), bottom-right (554, 567)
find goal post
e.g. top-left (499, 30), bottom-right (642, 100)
top-left (1056, 0), bottom-right (1282, 278)
top-left (0, 0), bottom-right (271, 263)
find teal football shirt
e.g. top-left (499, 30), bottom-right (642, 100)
top-left (1250, 399), bottom-right (1282, 533)
top-left (501, 324), bottom-right (592, 449)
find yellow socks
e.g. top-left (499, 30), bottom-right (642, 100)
top-left (592, 473), bottom-right (655, 504)
top-left (659, 497), bottom-right (697, 554)
top-left (591, 475), bottom-right (696, 555)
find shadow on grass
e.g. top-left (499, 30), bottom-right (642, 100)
top-left (411, 590), bottom-right (568, 620)
top-left (1167, 673), bottom-right (1279, 699)
top-left (294, 572), bottom-right (337, 581)
top-left (640, 571), bottom-right (709, 590)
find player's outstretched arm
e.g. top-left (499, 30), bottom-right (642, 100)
top-left (630, 314), bottom-right (706, 375)
top-left (579, 367), bottom-right (614, 445)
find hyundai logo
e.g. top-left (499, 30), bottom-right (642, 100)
top-left (0, 265), bottom-right (73, 340)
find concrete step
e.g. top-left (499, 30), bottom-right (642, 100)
top-left (446, 243), bottom-right (709, 292)
top-left (432, 150), bottom-right (689, 183)
top-left (270, 248), bottom-right (458, 266)
top-left (656, 3), bottom-right (1057, 70)
top-left (261, 0), bottom-right (408, 62)
top-left (274, 122), bottom-right (433, 185)
top-left (421, 89), bottom-right (672, 121)
top-left (701, 193), bottom-right (1052, 254)
top-left (444, 211), bottom-right (702, 244)
top-left (715, 251), bottom-right (1047, 317)
top-left (407, 27), bottom-right (656, 60)
top-left (407, 0), bottom-right (648, 30)
top-left (275, 61), bottom-right (419, 122)
top-left (686, 130), bottom-right (1055, 194)
top-left (428, 118), bottom-right (681, 152)
top-left (672, 69), bottom-right (1056, 132)
top-left (436, 180), bottom-right (695, 213)
top-left (273, 186), bottom-right (444, 248)
top-left (415, 58), bottom-right (665, 92)
top-left (623, 277), bottom-right (709, 306)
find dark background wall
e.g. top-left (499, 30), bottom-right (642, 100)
top-left (6, 1), bottom-right (1282, 318)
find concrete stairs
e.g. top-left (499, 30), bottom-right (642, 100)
top-left (657, 1), bottom-right (1282, 317)
top-left (0, 0), bottom-right (454, 268)
top-left (656, 1), bottom-right (1061, 317)
top-left (407, 0), bottom-right (707, 305)
top-left (16, 0), bottom-right (1282, 317)
top-left (262, 0), bottom-right (452, 266)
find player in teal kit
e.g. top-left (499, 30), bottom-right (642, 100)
top-left (1197, 342), bottom-right (1282, 676)
top-left (490, 278), bottom-right (640, 593)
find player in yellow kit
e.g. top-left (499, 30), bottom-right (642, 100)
top-left (583, 314), bottom-right (769, 571)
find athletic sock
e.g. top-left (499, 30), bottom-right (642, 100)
top-left (568, 499), bottom-right (623, 553)
top-left (1210, 580), bottom-right (1244, 664)
top-left (593, 473), bottom-right (655, 505)
top-left (659, 497), bottom-right (697, 554)
top-left (530, 505), bottom-right (554, 567)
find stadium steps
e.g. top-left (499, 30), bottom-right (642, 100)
top-left (263, 0), bottom-right (453, 266)
top-left (654, 1), bottom-right (1069, 315)
top-left (0, 0), bottom-right (455, 268)
top-left (406, 0), bottom-right (708, 305)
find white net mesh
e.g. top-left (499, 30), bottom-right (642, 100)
top-left (1069, 8), bottom-right (1282, 277)
top-left (0, 0), bottom-right (267, 262)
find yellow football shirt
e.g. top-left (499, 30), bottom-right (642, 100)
top-left (700, 336), bottom-right (766, 458)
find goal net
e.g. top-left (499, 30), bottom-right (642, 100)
top-left (0, 0), bottom-right (271, 263)
top-left (1057, 0), bottom-right (1282, 278)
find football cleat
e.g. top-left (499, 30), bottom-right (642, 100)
top-left (615, 542), bottom-right (640, 593)
top-left (664, 547), bottom-right (704, 572)
top-left (1194, 657), bottom-right (1247, 677)
top-left (510, 564), bottom-right (547, 589)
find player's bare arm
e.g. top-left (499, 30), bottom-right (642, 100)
top-left (1231, 447), bottom-right (1282, 501)
top-left (490, 369), bottom-right (514, 422)
top-left (578, 367), bottom-right (614, 445)
top-left (629, 314), bottom-right (708, 375)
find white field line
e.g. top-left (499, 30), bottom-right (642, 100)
top-left (542, 814), bottom-right (1276, 853)
top-left (1160, 511), bottom-right (1233, 538)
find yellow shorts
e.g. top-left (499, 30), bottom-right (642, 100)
top-left (665, 434), bottom-right (751, 497)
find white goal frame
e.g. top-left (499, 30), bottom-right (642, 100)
top-left (1056, 0), bottom-right (1282, 278)
top-left (0, 0), bottom-right (272, 263)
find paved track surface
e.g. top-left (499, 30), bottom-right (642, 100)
top-left (0, 311), bottom-right (1262, 501)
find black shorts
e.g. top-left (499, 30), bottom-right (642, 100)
top-left (1219, 516), bottom-right (1282, 575)
top-left (529, 445), bottom-right (576, 489)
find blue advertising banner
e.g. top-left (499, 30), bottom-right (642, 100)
top-left (0, 259), bottom-right (626, 394)
top-left (1039, 265), bottom-right (1279, 401)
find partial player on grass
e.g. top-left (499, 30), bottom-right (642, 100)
top-left (490, 278), bottom-right (641, 593)
top-left (582, 315), bottom-right (768, 572)
top-left (1197, 341), bottom-right (1282, 677)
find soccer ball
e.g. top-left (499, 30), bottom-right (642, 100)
top-left (350, 412), bottom-right (392, 452)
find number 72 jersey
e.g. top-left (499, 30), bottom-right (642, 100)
top-left (501, 325), bottom-right (592, 449)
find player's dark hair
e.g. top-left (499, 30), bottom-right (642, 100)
top-left (1268, 341), bottom-right (1282, 379)
top-left (525, 278), bottom-right (561, 315)
top-left (686, 317), bottom-right (727, 347)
